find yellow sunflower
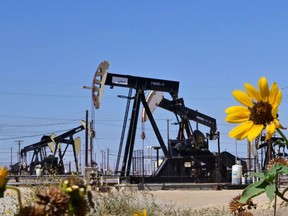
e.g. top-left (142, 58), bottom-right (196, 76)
top-left (0, 166), bottom-right (8, 188)
top-left (0, 166), bottom-right (8, 198)
top-left (225, 76), bottom-right (285, 142)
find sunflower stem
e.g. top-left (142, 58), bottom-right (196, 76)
top-left (276, 128), bottom-right (288, 145)
top-left (6, 185), bottom-right (22, 209)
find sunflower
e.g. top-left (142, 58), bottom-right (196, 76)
top-left (0, 166), bottom-right (8, 198)
top-left (0, 166), bottom-right (8, 188)
top-left (225, 76), bottom-right (285, 142)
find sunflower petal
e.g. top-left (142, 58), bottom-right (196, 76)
top-left (258, 77), bottom-right (269, 102)
top-left (244, 83), bottom-right (261, 101)
top-left (236, 122), bottom-right (255, 140)
top-left (273, 89), bottom-right (282, 108)
top-left (268, 82), bottom-right (279, 105)
top-left (266, 123), bottom-right (276, 136)
top-left (229, 121), bottom-right (254, 139)
top-left (237, 129), bottom-right (251, 140)
top-left (271, 107), bottom-right (278, 119)
top-left (265, 123), bottom-right (276, 140)
top-left (274, 119), bottom-right (286, 130)
top-left (226, 112), bottom-right (250, 123)
top-left (225, 106), bottom-right (250, 115)
top-left (247, 124), bottom-right (264, 142)
top-left (232, 90), bottom-right (254, 107)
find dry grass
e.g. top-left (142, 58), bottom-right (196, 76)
top-left (87, 187), bottom-right (231, 216)
top-left (1, 184), bottom-right (232, 216)
top-left (2, 181), bottom-right (288, 215)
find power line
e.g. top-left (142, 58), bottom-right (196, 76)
top-left (0, 91), bottom-right (88, 98)
top-left (0, 113), bottom-right (83, 121)
top-left (0, 128), bottom-right (74, 141)
top-left (2, 121), bottom-right (80, 128)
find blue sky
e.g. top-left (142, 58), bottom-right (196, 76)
top-left (1, 1), bottom-right (288, 171)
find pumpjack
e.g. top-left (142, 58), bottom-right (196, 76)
top-left (90, 61), bottom-right (229, 183)
top-left (148, 94), bottom-right (220, 182)
top-left (10, 123), bottom-right (85, 175)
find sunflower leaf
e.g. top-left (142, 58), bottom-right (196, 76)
top-left (249, 171), bottom-right (265, 179)
top-left (265, 183), bottom-right (276, 201)
top-left (280, 165), bottom-right (288, 175)
top-left (269, 163), bottom-right (285, 176)
top-left (239, 179), bottom-right (268, 203)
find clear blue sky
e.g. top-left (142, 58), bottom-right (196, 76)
top-left (1, 1), bottom-right (288, 171)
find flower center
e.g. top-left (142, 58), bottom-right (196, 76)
top-left (249, 101), bottom-right (274, 125)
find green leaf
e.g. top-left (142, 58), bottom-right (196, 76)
top-left (269, 163), bottom-right (283, 176)
top-left (239, 179), bottom-right (268, 203)
top-left (250, 172), bottom-right (265, 179)
top-left (279, 165), bottom-right (288, 175)
top-left (265, 173), bottom-right (275, 183)
top-left (265, 183), bottom-right (276, 201)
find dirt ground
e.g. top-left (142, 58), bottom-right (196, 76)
top-left (149, 189), bottom-right (260, 209)
top-left (149, 189), bottom-right (288, 215)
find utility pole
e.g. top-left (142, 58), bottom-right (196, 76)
top-left (101, 150), bottom-right (104, 171)
top-left (248, 140), bottom-right (251, 172)
top-left (107, 148), bottom-right (109, 171)
top-left (10, 147), bottom-right (13, 167)
top-left (103, 151), bottom-right (106, 171)
top-left (90, 120), bottom-right (94, 166)
top-left (85, 110), bottom-right (89, 167)
top-left (15, 140), bottom-right (23, 163)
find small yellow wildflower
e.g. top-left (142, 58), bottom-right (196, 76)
top-left (225, 76), bottom-right (285, 142)
top-left (134, 208), bottom-right (147, 216)
top-left (0, 166), bottom-right (8, 188)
